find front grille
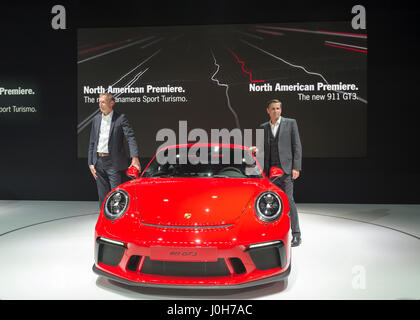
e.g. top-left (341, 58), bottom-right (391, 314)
top-left (141, 257), bottom-right (230, 277)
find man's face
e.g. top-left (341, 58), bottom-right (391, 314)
top-left (267, 102), bottom-right (282, 122)
top-left (99, 95), bottom-right (114, 115)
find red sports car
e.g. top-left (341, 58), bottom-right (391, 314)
top-left (93, 144), bottom-right (291, 289)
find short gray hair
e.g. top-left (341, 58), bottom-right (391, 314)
top-left (99, 93), bottom-right (115, 102)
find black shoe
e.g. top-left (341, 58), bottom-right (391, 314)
top-left (291, 235), bottom-right (302, 247)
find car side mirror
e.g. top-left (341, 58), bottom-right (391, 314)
top-left (126, 166), bottom-right (140, 180)
top-left (269, 167), bottom-right (284, 182)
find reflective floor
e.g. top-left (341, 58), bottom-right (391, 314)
top-left (0, 201), bottom-right (419, 299)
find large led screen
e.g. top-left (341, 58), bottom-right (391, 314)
top-left (77, 22), bottom-right (367, 158)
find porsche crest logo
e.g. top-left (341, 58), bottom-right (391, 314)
top-left (184, 213), bottom-right (192, 219)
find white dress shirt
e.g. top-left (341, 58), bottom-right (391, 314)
top-left (270, 117), bottom-right (282, 137)
top-left (97, 110), bottom-right (113, 153)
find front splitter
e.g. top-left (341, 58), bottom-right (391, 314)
top-left (92, 264), bottom-right (291, 290)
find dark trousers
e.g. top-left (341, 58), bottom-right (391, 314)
top-left (271, 170), bottom-right (301, 236)
top-left (94, 156), bottom-right (123, 209)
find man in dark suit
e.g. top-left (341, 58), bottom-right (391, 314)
top-left (253, 99), bottom-right (302, 247)
top-left (88, 93), bottom-right (141, 208)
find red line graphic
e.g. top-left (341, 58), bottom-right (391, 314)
top-left (226, 47), bottom-right (264, 83)
top-left (256, 25), bottom-right (367, 39)
top-left (317, 30), bottom-right (367, 39)
top-left (324, 42), bottom-right (367, 53)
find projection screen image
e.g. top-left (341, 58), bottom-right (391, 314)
top-left (77, 22), bottom-right (367, 158)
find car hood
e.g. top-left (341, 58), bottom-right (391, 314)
top-left (133, 178), bottom-right (265, 226)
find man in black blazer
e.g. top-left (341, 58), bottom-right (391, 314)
top-left (88, 93), bottom-right (141, 208)
top-left (254, 99), bottom-right (303, 247)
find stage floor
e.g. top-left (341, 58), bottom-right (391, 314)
top-left (0, 201), bottom-right (419, 299)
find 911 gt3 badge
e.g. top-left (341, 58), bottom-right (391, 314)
top-left (184, 213), bottom-right (192, 219)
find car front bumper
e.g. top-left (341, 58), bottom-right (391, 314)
top-left (92, 263), bottom-right (291, 289)
top-left (93, 235), bottom-right (291, 288)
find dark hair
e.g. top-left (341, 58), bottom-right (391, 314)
top-left (266, 99), bottom-right (282, 109)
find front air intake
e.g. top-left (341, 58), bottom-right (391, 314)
top-left (127, 255), bottom-right (142, 272)
top-left (247, 241), bottom-right (286, 270)
top-left (229, 258), bottom-right (246, 274)
top-left (96, 238), bottom-right (126, 267)
top-left (141, 257), bottom-right (230, 277)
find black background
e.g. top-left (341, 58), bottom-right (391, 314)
top-left (0, 0), bottom-right (419, 203)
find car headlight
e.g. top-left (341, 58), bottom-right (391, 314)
top-left (104, 190), bottom-right (129, 220)
top-left (255, 191), bottom-right (282, 222)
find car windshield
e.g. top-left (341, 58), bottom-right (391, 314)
top-left (142, 146), bottom-right (263, 179)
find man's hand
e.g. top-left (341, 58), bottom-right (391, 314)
top-left (89, 165), bottom-right (97, 180)
top-left (130, 157), bottom-right (141, 171)
top-left (292, 169), bottom-right (300, 180)
top-left (250, 146), bottom-right (258, 154)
